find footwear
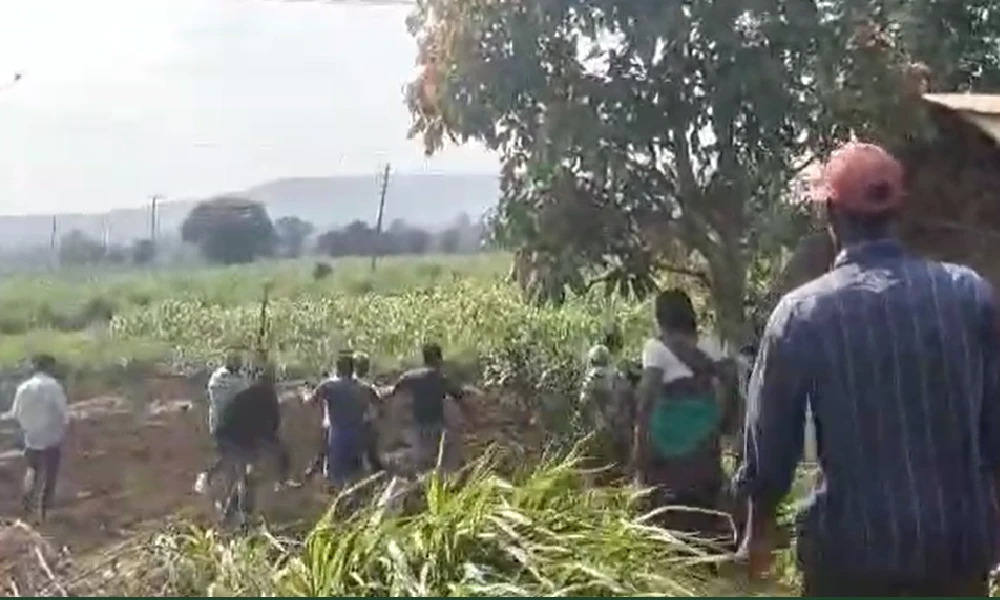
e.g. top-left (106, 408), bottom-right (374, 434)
top-left (194, 472), bottom-right (209, 495)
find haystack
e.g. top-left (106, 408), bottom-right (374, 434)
top-left (900, 93), bottom-right (1000, 286)
top-left (766, 93), bottom-right (1000, 308)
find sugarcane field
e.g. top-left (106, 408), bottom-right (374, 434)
top-left (3, 0), bottom-right (1000, 597)
top-left (0, 255), bottom-right (755, 596)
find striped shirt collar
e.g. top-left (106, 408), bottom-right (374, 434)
top-left (833, 237), bottom-right (905, 269)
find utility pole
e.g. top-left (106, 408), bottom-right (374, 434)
top-left (149, 194), bottom-right (161, 262)
top-left (101, 216), bottom-right (110, 253)
top-left (370, 163), bottom-right (391, 273)
top-left (49, 215), bottom-right (57, 270)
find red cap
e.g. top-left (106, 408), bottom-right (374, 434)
top-left (814, 142), bottom-right (904, 214)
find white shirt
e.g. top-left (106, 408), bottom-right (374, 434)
top-left (206, 366), bottom-right (249, 433)
top-left (641, 335), bottom-right (727, 383)
top-left (10, 373), bottom-right (68, 450)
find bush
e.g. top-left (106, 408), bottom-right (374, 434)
top-left (312, 262), bottom-right (333, 281)
top-left (81, 449), bottom-right (741, 596)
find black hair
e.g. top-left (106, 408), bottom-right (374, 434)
top-left (603, 323), bottom-right (624, 355)
top-left (224, 350), bottom-right (242, 371)
top-left (354, 352), bottom-right (371, 378)
top-left (653, 289), bottom-right (698, 336)
top-left (31, 354), bottom-right (57, 373)
top-left (824, 196), bottom-right (897, 246)
top-left (422, 343), bottom-right (444, 367)
top-left (335, 351), bottom-right (355, 377)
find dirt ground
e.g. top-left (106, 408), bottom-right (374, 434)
top-left (0, 375), bottom-right (527, 559)
top-left (0, 376), bottom-right (336, 556)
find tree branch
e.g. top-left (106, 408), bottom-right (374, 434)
top-left (584, 262), bottom-right (711, 293)
top-left (658, 263), bottom-right (712, 288)
top-left (584, 270), bottom-right (616, 292)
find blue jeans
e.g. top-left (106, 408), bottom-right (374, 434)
top-left (327, 426), bottom-right (364, 487)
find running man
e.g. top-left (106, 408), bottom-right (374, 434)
top-left (312, 352), bottom-right (368, 487)
top-left (389, 343), bottom-right (472, 473)
top-left (211, 359), bottom-right (291, 523)
top-left (579, 343), bottom-right (633, 475)
top-left (195, 351), bottom-right (249, 494)
top-left (353, 352), bottom-right (385, 473)
top-left (632, 290), bottom-right (729, 536)
top-left (7, 354), bottom-right (69, 521)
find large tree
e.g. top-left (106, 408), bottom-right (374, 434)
top-left (404, 0), bottom-right (1000, 344)
top-left (181, 197), bottom-right (277, 264)
top-left (274, 216), bottom-right (315, 258)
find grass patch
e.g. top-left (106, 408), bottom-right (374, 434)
top-left (67, 449), bottom-right (792, 597)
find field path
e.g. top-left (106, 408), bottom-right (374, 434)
top-left (0, 372), bottom-right (531, 559)
top-left (0, 377), bottom-right (327, 554)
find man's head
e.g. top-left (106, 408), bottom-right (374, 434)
top-left (224, 350), bottom-right (243, 373)
top-left (587, 344), bottom-right (612, 368)
top-left (353, 351), bottom-right (371, 379)
top-left (422, 343), bottom-right (444, 368)
top-left (602, 322), bottom-right (624, 355)
top-left (258, 361), bottom-right (276, 383)
top-left (814, 142), bottom-right (904, 248)
top-left (653, 288), bottom-right (698, 336)
top-left (335, 351), bottom-right (354, 378)
top-left (31, 354), bottom-right (56, 375)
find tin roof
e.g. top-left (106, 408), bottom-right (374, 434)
top-left (923, 93), bottom-right (1000, 143)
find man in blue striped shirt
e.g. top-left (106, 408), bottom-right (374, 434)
top-left (735, 142), bottom-right (1000, 596)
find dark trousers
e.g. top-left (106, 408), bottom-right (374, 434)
top-left (23, 446), bottom-right (61, 519)
top-left (363, 420), bottom-right (384, 473)
top-left (305, 426), bottom-right (330, 478)
top-left (801, 569), bottom-right (989, 597)
top-left (262, 435), bottom-right (291, 482)
top-left (307, 422), bottom-right (382, 477)
top-left (209, 435), bottom-right (290, 485)
top-left (797, 527), bottom-right (989, 597)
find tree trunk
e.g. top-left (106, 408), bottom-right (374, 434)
top-left (707, 246), bottom-right (748, 354)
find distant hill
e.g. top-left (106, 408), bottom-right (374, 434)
top-left (0, 173), bottom-right (500, 250)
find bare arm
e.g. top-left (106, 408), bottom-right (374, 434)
top-left (4, 385), bottom-right (24, 422)
top-left (445, 378), bottom-right (473, 418)
top-left (389, 371), bottom-right (412, 398)
top-left (579, 370), bottom-right (603, 427)
top-left (55, 384), bottom-right (69, 427)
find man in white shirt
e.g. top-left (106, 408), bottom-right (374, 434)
top-left (6, 354), bottom-right (69, 521)
top-left (194, 351), bottom-right (249, 494)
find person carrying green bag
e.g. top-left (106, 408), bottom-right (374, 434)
top-left (632, 288), bottom-right (730, 537)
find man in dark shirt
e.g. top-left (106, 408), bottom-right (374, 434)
top-left (735, 142), bottom-right (1000, 596)
top-left (391, 343), bottom-right (472, 473)
top-left (313, 352), bottom-right (368, 487)
top-left (215, 361), bottom-right (291, 488)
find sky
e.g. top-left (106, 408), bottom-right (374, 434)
top-left (0, 0), bottom-right (498, 215)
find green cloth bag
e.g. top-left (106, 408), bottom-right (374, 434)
top-left (648, 395), bottom-right (720, 458)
